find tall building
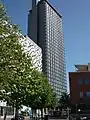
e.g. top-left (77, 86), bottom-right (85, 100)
top-left (69, 63), bottom-right (90, 109)
top-left (28, 0), bottom-right (67, 99)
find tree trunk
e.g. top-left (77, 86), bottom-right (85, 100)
top-left (32, 108), bottom-right (33, 118)
top-left (4, 113), bottom-right (7, 120)
top-left (34, 109), bottom-right (36, 120)
top-left (15, 107), bottom-right (18, 120)
top-left (4, 106), bottom-right (7, 120)
top-left (15, 97), bottom-right (19, 120)
top-left (41, 108), bottom-right (43, 119)
top-left (32, 108), bottom-right (37, 120)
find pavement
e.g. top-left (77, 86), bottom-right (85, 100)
top-left (1, 118), bottom-right (10, 120)
top-left (25, 117), bottom-right (68, 120)
top-left (0, 117), bottom-right (68, 120)
top-left (49, 119), bottom-right (67, 120)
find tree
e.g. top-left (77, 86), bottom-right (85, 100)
top-left (58, 92), bottom-right (70, 109)
top-left (0, 3), bottom-right (57, 120)
top-left (24, 71), bottom-right (56, 117)
top-left (0, 3), bottom-right (35, 120)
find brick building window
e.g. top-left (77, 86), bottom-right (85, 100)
top-left (85, 79), bottom-right (90, 84)
top-left (80, 92), bottom-right (83, 98)
top-left (78, 79), bottom-right (85, 84)
top-left (78, 79), bottom-right (90, 85)
top-left (86, 92), bottom-right (90, 97)
top-left (78, 79), bottom-right (83, 84)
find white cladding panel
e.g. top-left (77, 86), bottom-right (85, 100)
top-left (19, 36), bottom-right (42, 71)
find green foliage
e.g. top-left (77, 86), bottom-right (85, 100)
top-left (24, 71), bottom-right (56, 109)
top-left (0, 3), bottom-right (8, 21)
top-left (58, 92), bottom-right (70, 109)
top-left (0, 2), bottom-right (56, 111)
top-left (0, 3), bottom-right (33, 109)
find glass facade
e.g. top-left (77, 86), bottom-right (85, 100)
top-left (43, 2), bottom-right (67, 99)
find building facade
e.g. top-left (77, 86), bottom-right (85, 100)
top-left (0, 101), bottom-right (15, 119)
top-left (19, 36), bottom-right (42, 72)
top-left (69, 64), bottom-right (90, 109)
top-left (28, 0), bottom-right (67, 99)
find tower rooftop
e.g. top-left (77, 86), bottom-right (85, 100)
top-left (75, 64), bottom-right (90, 72)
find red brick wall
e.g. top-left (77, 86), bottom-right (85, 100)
top-left (69, 72), bottom-right (90, 105)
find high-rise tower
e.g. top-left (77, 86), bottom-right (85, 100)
top-left (28, 0), bottom-right (67, 99)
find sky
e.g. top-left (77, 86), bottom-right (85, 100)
top-left (2, 0), bottom-right (90, 90)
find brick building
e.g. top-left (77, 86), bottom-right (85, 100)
top-left (69, 63), bottom-right (90, 109)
